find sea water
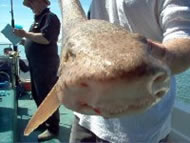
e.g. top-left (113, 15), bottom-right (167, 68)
top-left (0, 44), bottom-right (190, 104)
top-left (176, 70), bottom-right (190, 104)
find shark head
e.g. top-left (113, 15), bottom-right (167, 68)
top-left (55, 21), bottom-right (170, 118)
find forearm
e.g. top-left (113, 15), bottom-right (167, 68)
top-left (25, 32), bottom-right (50, 45)
top-left (163, 38), bottom-right (190, 74)
top-left (149, 38), bottom-right (190, 75)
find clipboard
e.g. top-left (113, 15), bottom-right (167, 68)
top-left (1, 24), bottom-right (22, 45)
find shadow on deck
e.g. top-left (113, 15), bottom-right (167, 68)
top-left (17, 93), bottom-right (74, 143)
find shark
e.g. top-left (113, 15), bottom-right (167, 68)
top-left (24, 0), bottom-right (171, 136)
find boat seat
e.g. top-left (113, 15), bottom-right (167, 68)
top-left (0, 89), bottom-right (17, 143)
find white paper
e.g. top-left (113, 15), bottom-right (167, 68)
top-left (1, 24), bottom-right (22, 45)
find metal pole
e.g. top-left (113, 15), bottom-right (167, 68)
top-left (10, 0), bottom-right (19, 89)
top-left (10, 0), bottom-right (18, 52)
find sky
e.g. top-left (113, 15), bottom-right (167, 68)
top-left (0, 0), bottom-right (92, 44)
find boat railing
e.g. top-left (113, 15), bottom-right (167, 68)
top-left (0, 43), bottom-right (12, 48)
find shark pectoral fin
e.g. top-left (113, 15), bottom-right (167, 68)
top-left (24, 85), bottom-right (61, 136)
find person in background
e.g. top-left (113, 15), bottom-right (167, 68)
top-left (13, 0), bottom-right (61, 141)
top-left (69, 0), bottom-right (190, 143)
top-left (3, 47), bottom-right (29, 73)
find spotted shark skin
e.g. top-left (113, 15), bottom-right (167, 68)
top-left (24, 0), bottom-right (171, 136)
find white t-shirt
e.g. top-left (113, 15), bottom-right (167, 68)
top-left (75, 0), bottom-right (190, 142)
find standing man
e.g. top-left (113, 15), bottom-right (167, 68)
top-left (14, 0), bottom-right (60, 141)
top-left (69, 0), bottom-right (190, 143)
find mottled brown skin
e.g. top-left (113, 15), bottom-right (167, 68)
top-left (24, 0), bottom-right (171, 136)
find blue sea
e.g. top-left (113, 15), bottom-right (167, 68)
top-left (0, 44), bottom-right (190, 104)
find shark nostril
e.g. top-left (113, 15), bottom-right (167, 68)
top-left (150, 71), bottom-right (170, 96)
top-left (154, 72), bottom-right (167, 82)
top-left (155, 90), bottom-right (166, 98)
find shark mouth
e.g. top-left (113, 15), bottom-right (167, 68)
top-left (78, 94), bottom-right (160, 118)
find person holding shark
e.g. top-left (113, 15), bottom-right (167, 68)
top-left (67, 0), bottom-right (190, 142)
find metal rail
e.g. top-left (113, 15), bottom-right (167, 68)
top-left (0, 43), bottom-right (12, 47)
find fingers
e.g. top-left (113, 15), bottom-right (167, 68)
top-left (147, 39), bottom-right (167, 60)
top-left (13, 29), bottom-right (26, 38)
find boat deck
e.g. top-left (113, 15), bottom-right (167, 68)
top-left (0, 89), bottom-right (17, 143)
top-left (0, 88), bottom-right (74, 143)
top-left (17, 93), bottom-right (74, 143)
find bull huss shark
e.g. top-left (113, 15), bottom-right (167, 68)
top-left (24, 0), bottom-right (171, 136)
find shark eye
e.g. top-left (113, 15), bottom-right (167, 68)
top-left (155, 90), bottom-right (166, 98)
